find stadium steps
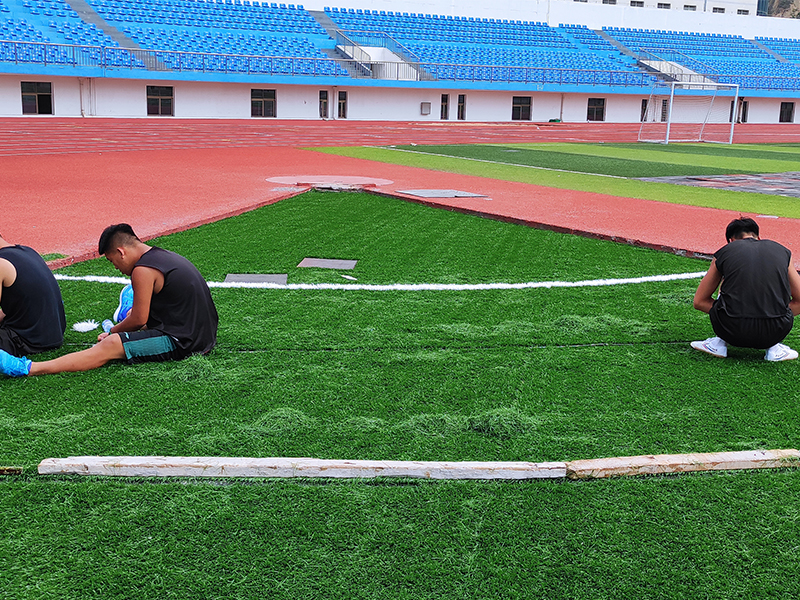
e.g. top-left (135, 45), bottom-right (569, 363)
top-left (752, 38), bottom-right (789, 62)
top-left (68, 0), bottom-right (176, 71)
top-left (308, 10), bottom-right (373, 77)
top-left (307, 9), bottom-right (339, 38)
top-left (596, 29), bottom-right (639, 58)
top-left (61, 0), bottom-right (140, 49)
top-left (319, 45), bottom-right (371, 77)
top-left (639, 57), bottom-right (715, 84)
top-left (309, 9), bottom-right (433, 82)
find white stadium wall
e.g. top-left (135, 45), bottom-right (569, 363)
top-left (2, 0), bottom-right (800, 122)
top-left (746, 97), bottom-right (795, 123)
top-left (2, 73), bottom-right (799, 123)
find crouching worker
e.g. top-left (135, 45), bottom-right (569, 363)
top-left (691, 217), bottom-right (800, 361)
top-left (0, 224), bottom-right (218, 377)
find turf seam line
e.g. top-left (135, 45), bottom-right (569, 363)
top-left (375, 146), bottom-right (629, 179)
top-left (61, 340), bottom-right (697, 352)
top-left (37, 449), bottom-right (800, 480)
top-left (55, 271), bottom-right (707, 291)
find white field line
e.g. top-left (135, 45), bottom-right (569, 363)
top-left (54, 271), bottom-right (707, 291)
top-left (375, 146), bottom-right (629, 179)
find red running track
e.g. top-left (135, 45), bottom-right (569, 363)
top-left (2, 119), bottom-right (800, 270)
top-left (1, 119), bottom-right (799, 156)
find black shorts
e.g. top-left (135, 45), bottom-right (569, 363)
top-left (0, 326), bottom-right (57, 356)
top-left (119, 330), bottom-right (184, 364)
top-left (709, 305), bottom-right (794, 349)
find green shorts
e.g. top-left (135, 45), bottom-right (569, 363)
top-left (120, 330), bottom-right (181, 364)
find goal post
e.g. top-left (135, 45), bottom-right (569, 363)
top-left (638, 81), bottom-right (740, 144)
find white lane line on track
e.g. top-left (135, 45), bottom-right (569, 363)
top-left (55, 271), bottom-right (706, 291)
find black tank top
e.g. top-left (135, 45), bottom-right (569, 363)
top-left (714, 238), bottom-right (792, 319)
top-left (134, 247), bottom-right (218, 356)
top-left (0, 245), bottom-right (66, 350)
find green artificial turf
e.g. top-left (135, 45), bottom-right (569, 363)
top-left (2, 472), bottom-right (799, 599)
top-left (499, 142), bottom-right (800, 173)
top-left (40, 253), bottom-right (67, 262)
top-left (4, 190), bottom-right (799, 598)
top-left (385, 144), bottom-right (761, 177)
top-left (313, 143), bottom-right (800, 218)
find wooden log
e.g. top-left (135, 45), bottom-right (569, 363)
top-left (566, 449), bottom-right (800, 479)
top-left (38, 456), bottom-right (568, 480)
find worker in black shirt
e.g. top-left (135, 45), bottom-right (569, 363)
top-left (692, 218), bottom-right (800, 361)
top-left (0, 224), bottom-right (217, 377)
top-left (0, 233), bottom-right (66, 357)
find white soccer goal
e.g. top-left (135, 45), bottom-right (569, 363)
top-left (638, 81), bottom-right (740, 144)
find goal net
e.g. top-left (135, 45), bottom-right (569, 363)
top-left (638, 81), bottom-right (739, 144)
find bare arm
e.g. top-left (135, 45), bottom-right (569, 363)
top-left (788, 261), bottom-right (800, 316)
top-left (106, 266), bottom-right (162, 334)
top-left (0, 257), bottom-right (15, 311)
top-left (693, 259), bottom-right (722, 314)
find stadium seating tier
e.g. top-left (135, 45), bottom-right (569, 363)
top-left (0, 0), bottom-right (800, 91)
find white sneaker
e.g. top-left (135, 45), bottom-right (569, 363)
top-left (765, 343), bottom-right (798, 362)
top-left (690, 336), bottom-right (728, 358)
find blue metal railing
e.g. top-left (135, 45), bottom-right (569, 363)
top-left (8, 39), bottom-right (780, 88)
top-left (0, 40), bottom-right (351, 76)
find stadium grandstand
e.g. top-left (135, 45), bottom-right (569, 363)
top-left (1, 0), bottom-right (800, 124)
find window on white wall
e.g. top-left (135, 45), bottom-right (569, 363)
top-left (684, 4), bottom-right (696, 10)
top-left (587, 98), bottom-right (605, 121)
top-left (737, 8), bottom-right (749, 13)
top-left (146, 86), bottom-right (173, 116)
top-left (511, 96), bottom-right (532, 121)
top-left (780, 102), bottom-right (795, 123)
top-left (251, 89), bottom-right (276, 117)
top-left (457, 94), bottom-right (466, 120)
top-left (712, 6), bottom-right (725, 11)
top-left (631, 1), bottom-right (644, 6)
top-left (729, 100), bottom-right (748, 123)
top-left (21, 82), bottom-right (53, 115)
top-left (657, 3), bottom-right (671, 8)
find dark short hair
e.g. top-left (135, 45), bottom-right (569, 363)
top-left (98, 223), bottom-right (140, 255)
top-left (725, 218), bottom-right (759, 242)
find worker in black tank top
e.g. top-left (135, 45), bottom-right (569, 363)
top-left (692, 218), bottom-right (800, 362)
top-left (0, 234), bottom-right (66, 355)
top-left (0, 223), bottom-right (217, 378)
top-left (131, 246), bottom-right (218, 357)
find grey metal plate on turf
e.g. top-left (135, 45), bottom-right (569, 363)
top-left (224, 273), bottom-right (288, 284)
top-left (397, 189), bottom-right (488, 198)
top-left (297, 258), bottom-right (358, 270)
